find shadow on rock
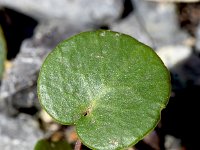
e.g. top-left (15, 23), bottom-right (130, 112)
top-left (161, 53), bottom-right (200, 150)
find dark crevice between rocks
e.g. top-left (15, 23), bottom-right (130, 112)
top-left (0, 7), bottom-right (38, 60)
top-left (98, 0), bottom-right (134, 30)
top-left (135, 140), bottom-right (155, 150)
top-left (161, 53), bottom-right (200, 150)
top-left (155, 126), bottom-right (165, 150)
top-left (99, 25), bottom-right (109, 30)
top-left (161, 86), bottom-right (200, 150)
top-left (120, 0), bottom-right (134, 19)
top-left (17, 107), bottom-right (39, 116)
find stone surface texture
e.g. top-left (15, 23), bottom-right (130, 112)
top-left (0, 0), bottom-right (123, 28)
top-left (0, 114), bottom-right (43, 150)
top-left (132, 0), bottom-right (189, 47)
top-left (111, 13), bottom-right (154, 47)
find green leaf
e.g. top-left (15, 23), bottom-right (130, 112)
top-left (0, 26), bottom-right (6, 79)
top-left (38, 30), bottom-right (171, 150)
top-left (34, 139), bottom-right (72, 150)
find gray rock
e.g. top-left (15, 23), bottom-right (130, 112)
top-left (165, 135), bottom-right (181, 150)
top-left (132, 0), bottom-right (189, 47)
top-left (111, 13), bottom-right (154, 47)
top-left (174, 53), bottom-right (200, 86)
top-left (156, 45), bottom-right (192, 69)
top-left (157, 45), bottom-right (200, 88)
top-left (0, 113), bottom-right (43, 150)
top-left (0, 20), bottom-right (85, 115)
top-left (0, 0), bottom-right (123, 28)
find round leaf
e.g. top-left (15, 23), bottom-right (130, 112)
top-left (34, 139), bottom-right (72, 150)
top-left (38, 30), bottom-right (171, 150)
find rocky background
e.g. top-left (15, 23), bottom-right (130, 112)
top-left (0, 0), bottom-right (200, 150)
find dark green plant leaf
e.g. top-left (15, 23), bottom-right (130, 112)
top-left (34, 139), bottom-right (72, 150)
top-left (38, 30), bottom-right (171, 150)
top-left (0, 26), bottom-right (6, 79)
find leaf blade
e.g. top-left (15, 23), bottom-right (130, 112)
top-left (38, 30), bottom-right (171, 150)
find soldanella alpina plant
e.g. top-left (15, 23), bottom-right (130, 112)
top-left (37, 30), bottom-right (171, 150)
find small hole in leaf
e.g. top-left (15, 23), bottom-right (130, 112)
top-left (83, 111), bottom-right (88, 116)
top-left (83, 105), bottom-right (93, 116)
